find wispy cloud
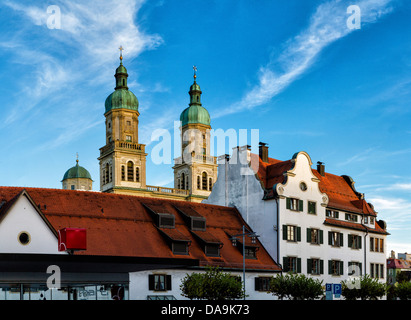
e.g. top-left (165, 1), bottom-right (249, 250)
top-left (1, 0), bottom-right (163, 148)
top-left (214, 0), bottom-right (395, 118)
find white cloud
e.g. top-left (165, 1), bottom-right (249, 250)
top-left (214, 0), bottom-right (395, 118)
top-left (1, 0), bottom-right (163, 149)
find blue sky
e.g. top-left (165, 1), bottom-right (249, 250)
top-left (0, 0), bottom-right (410, 255)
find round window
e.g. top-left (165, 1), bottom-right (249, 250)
top-left (18, 231), bottom-right (31, 245)
top-left (300, 182), bottom-right (307, 191)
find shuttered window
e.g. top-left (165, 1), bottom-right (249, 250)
top-left (286, 198), bottom-right (303, 212)
top-left (148, 274), bottom-right (172, 291)
top-left (283, 225), bottom-right (301, 242)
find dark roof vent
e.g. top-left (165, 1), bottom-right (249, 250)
top-left (259, 142), bottom-right (269, 163)
top-left (317, 161), bottom-right (325, 176)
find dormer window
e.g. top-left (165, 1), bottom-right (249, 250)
top-left (158, 213), bottom-right (175, 228)
top-left (191, 217), bottom-right (206, 231)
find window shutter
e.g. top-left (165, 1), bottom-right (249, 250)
top-left (328, 260), bottom-right (332, 275)
top-left (283, 257), bottom-right (289, 272)
top-left (282, 225), bottom-right (288, 240)
top-left (298, 200), bottom-right (303, 212)
top-left (286, 198), bottom-right (291, 209)
top-left (297, 258), bottom-right (301, 273)
top-left (148, 275), bottom-right (154, 290)
top-left (339, 233), bottom-right (344, 246)
top-left (319, 230), bottom-right (323, 244)
top-left (339, 261), bottom-right (344, 275)
top-left (166, 275), bottom-right (172, 291)
top-left (307, 259), bottom-right (312, 274)
top-left (307, 228), bottom-right (311, 243)
top-left (348, 235), bottom-right (353, 248)
top-left (359, 263), bottom-right (362, 275)
top-left (255, 277), bottom-right (260, 291)
top-left (297, 227), bottom-right (301, 242)
top-left (358, 236), bottom-right (362, 249)
top-left (328, 232), bottom-right (332, 246)
top-left (336, 211), bottom-right (339, 219)
top-left (320, 260), bottom-right (324, 274)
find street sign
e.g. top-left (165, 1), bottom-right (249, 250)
top-left (333, 284), bottom-right (342, 295)
top-left (326, 283), bottom-right (332, 292)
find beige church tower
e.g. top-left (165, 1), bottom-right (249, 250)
top-left (173, 67), bottom-right (218, 200)
top-left (98, 49), bottom-right (147, 193)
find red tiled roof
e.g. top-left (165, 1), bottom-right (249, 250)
top-left (253, 153), bottom-right (377, 216)
top-left (0, 186), bottom-right (281, 272)
top-left (387, 259), bottom-right (411, 269)
top-left (324, 218), bottom-right (388, 235)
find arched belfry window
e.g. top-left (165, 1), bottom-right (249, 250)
top-left (202, 172), bottom-right (207, 190)
top-left (105, 164), bottom-right (109, 184)
top-left (209, 178), bottom-right (213, 191)
top-left (136, 167), bottom-right (140, 182)
top-left (121, 166), bottom-right (125, 181)
top-left (127, 161), bottom-right (134, 181)
top-left (181, 173), bottom-right (185, 190)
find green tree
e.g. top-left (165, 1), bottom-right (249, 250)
top-left (180, 267), bottom-right (245, 300)
top-left (393, 281), bottom-right (411, 300)
top-left (269, 273), bottom-right (324, 300)
top-left (341, 275), bottom-right (387, 300)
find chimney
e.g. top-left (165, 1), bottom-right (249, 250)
top-left (259, 142), bottom-right (269, 163)
top-left (317, 161), bottom-right (325, 176)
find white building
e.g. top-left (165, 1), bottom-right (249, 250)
top-left (204, 144), bottom-right (389, 290)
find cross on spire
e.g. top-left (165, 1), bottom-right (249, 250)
top-left (193, 65), bottom-right (197, 81)
top-left (119, 46), bottom-right (124, 61)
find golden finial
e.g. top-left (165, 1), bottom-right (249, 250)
top-left (119, 46), bottom-right (124, 61)
top-left (193, 65), bottom-right (197, 81)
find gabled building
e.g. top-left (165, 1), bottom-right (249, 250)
top-left (204, 144), bottom-right (389, 290)
top-left (387, 256), bottom-right (411, 285)
top-left (0, 186), bottom-right (280, 300)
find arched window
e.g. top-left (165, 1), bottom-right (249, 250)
top-left (181, 173), bottom-right (185, 190)
top-left (136, 167), bottom-right (140, 182)
top-left (127, 161), bottom-right (134, 181)
top-left (202, 172), bottom-right (207, 190)
top-left (121, 166), bottom-right (125, 181)
top-left (105, 164), bottom-right (109, 184)
top-left (209, 178), bottom-right (213, 191)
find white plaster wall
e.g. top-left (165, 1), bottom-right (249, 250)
top-left (204, 148), bottom-right (279, 262)
top-left (0, 195), bottom-right (63, 254)
top-left (129, 268), bottom-right (277, 300)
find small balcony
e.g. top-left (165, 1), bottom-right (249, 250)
top-left (100, 140), bottom-right (145, 156)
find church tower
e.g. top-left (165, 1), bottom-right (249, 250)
top-left (98, 48), bottom-right (147, 193)
top-left (173, 67), bottom-right (217, 200)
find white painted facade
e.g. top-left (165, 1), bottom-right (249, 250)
top-left (129, 268), bottom-right (277, 300)
top-left (204, 147), bottom-right (388, 295)
top-left (0, 193), bottom-right (64, 255)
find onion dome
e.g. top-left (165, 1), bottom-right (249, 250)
top-left (180, 67), bottom-right (211, 126)
top-left (104, 52), bottom-right (139, 114)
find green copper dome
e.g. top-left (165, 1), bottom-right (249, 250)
top-left (62, 161), bottom-right (92, 181)
top-left (105, 61), bottom-right (139, 114)
top-left (180, 73), bottom-right (210, 126)
top-left (105, 89), bottom-right (139, 113)
top-left (180, 104), bottom-right (211, 126)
